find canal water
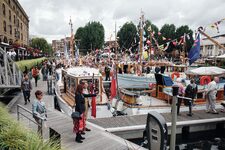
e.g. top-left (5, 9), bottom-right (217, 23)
top-left (0, 88), bottom-right (21, 105)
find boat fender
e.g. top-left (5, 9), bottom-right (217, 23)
top-left (112, 98), bottom-right (117, 108)
top-left (117, 101), bottom-right (124, 111)
top-left (171, 72), bottom-right (180, 80)
top-left (200, 76), bottom-right (211, 85)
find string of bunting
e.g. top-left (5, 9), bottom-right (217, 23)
top-left (203, 18), bottom-right (225, 33)
top-left (148, 18), bottom-right (225, 52)
top-left (148, 31), bottom-right (193, 52)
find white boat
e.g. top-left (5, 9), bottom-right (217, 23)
top-left (55, 66), bottom-right (111, 117)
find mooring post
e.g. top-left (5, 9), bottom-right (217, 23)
top-left (170, 85), bottom-right (179, 150)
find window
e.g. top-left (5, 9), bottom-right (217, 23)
top-left (2, 3), bottom-right (5, 16)
top-left (14, 28), bottom-right (16, 38)
top-left (9, 25), bottom-right (12, 34)
top-left (14, 15), bottom-right (15, 24)
top-left (17, 19), bottom-right (19, 27)
top-left (3, 21), bottom-right (6, 32)
top-left (21, 33), bottom-right (23, 40)
top-left (21, 23), bottom-right (22, 30)
top-left (8, 0), bottom-right (11, 5)
top-left (9, 10), bottom-right (11, 21)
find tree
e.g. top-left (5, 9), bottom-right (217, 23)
top-left (30, 38), bottom-right (52, 55)
top-left (75, 21), bottom-right (104, 53)
top-left (117, 22), bottom-right (137, 50)
top-left (175, 25), bottom-right (194, 52)
top-left (159, 24), bottom-right (176, 45)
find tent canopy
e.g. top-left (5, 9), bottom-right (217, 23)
top-left (185, 66), bottom-right (225, 76)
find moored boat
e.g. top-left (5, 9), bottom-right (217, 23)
top-left (55, 66), bottom-right (109, 117)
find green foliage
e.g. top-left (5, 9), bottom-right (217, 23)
top-left (30, 38), bottom-right (52, 55)
top-left (159, 24), bottom-right (176, 45)
top-left (117, 22), bottom-right (137, 49)
top-left (75, 21), bottom-right (105, 53)
top-left (15, 57), bottom-right (46, 72)
top-left (175, 25), bottom-right (194, 52)
top-left (0, 103), bottom-right (61, 150)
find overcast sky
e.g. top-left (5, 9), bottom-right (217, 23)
top-left (19, 0), bottom-right (225, 43)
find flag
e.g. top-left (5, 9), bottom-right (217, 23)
top-left (186, 34), bottom-right (190, 40)
top-left (64, 40), bottom-right (69, 59)
top-left (188, 33), bottom-right (200, 65)
top-left (91, 83), bottom-right (96, 118)
top-left (110, 63), bottom-right (117, 100)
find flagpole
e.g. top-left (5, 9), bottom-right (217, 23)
top-left (198, 27), bottom-right (225, 51)
top-left (69, 17), bottom-right (74, 66)
top-left (139, 11), bottom-right (144, 65)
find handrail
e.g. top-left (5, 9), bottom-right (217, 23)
top-left (17, 104), bottom-right (45, 137)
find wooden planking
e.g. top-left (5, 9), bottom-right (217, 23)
top-left (88, 109), bottom-right (225, 129)
top-left (61, 93), bottom-right (75, 107)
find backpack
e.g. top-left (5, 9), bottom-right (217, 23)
top-left (185, 84), bottom-right (197, 99)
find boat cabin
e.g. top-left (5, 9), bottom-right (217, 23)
top-left (60, 67), bottom-right (108, 107)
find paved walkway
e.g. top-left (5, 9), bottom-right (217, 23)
top-left (9, 74), bottom-right (146, 150)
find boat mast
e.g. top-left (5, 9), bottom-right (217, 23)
top-left (139, 12), bottom-right (144, 65)
top-left (69, 17), bottom-right (74, 65)
top-left (198, 27), bottom-right (225, 51)
top-left (114, 22), bottom-right (120, 98)
top-left (147, 26), bottom-right (152, 61)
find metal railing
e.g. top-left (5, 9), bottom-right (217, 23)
top-left (17, 104), bottom-right (45, 137)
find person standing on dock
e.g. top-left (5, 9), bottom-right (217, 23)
top-left (105, 64), bottom-right (111, 81)
top-left (205, 77), bottom-right (219, 114)
top-left (176, 79), bottom-right (185, 115)
top-left (32, 66), bottom-right (39, 87)
top-left (185, 79), bottom-right (198, 116)
top-left (82, 82), bottom-right (91, 132)
top-left (74, 84), bottom-right (96, 143)
top-left (41, 64), bottom-right (49, 81)
top-left (21, 74), bottom-right (32, 105)
top-left (220, 84), bottom-right (225, 112)
top-left (32, 90), bottom-right (47, 134)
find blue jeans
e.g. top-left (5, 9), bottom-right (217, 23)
top-left (23, 91), bottom-right (30, 103)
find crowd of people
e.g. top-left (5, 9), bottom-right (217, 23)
top-left (19, 54), bottom-right (225, 142)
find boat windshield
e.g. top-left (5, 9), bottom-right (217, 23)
top-left (79, 78), bottom-right (100, 94)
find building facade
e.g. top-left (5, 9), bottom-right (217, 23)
top-left (52, 37), bottom-right (71, 55)
top-left (200, 34), bottom-right (225, 57)
top-left (0, 0), bottom-right (29, 46)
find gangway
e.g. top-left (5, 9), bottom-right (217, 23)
top-left (0, 47), bottom-right (22, 88)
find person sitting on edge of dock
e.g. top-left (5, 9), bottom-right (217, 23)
top-left (205, 77), bottom-right (219, 114)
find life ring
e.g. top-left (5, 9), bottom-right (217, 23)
top-left (200, 76), bottom-right (211, 85)
top-left (171, 72), bottom-right (180, 80)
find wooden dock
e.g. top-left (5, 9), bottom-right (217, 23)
top-left (9, 75), bottom-right (146, 150)
top-left (88, 109), bottom-right (225, 139)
